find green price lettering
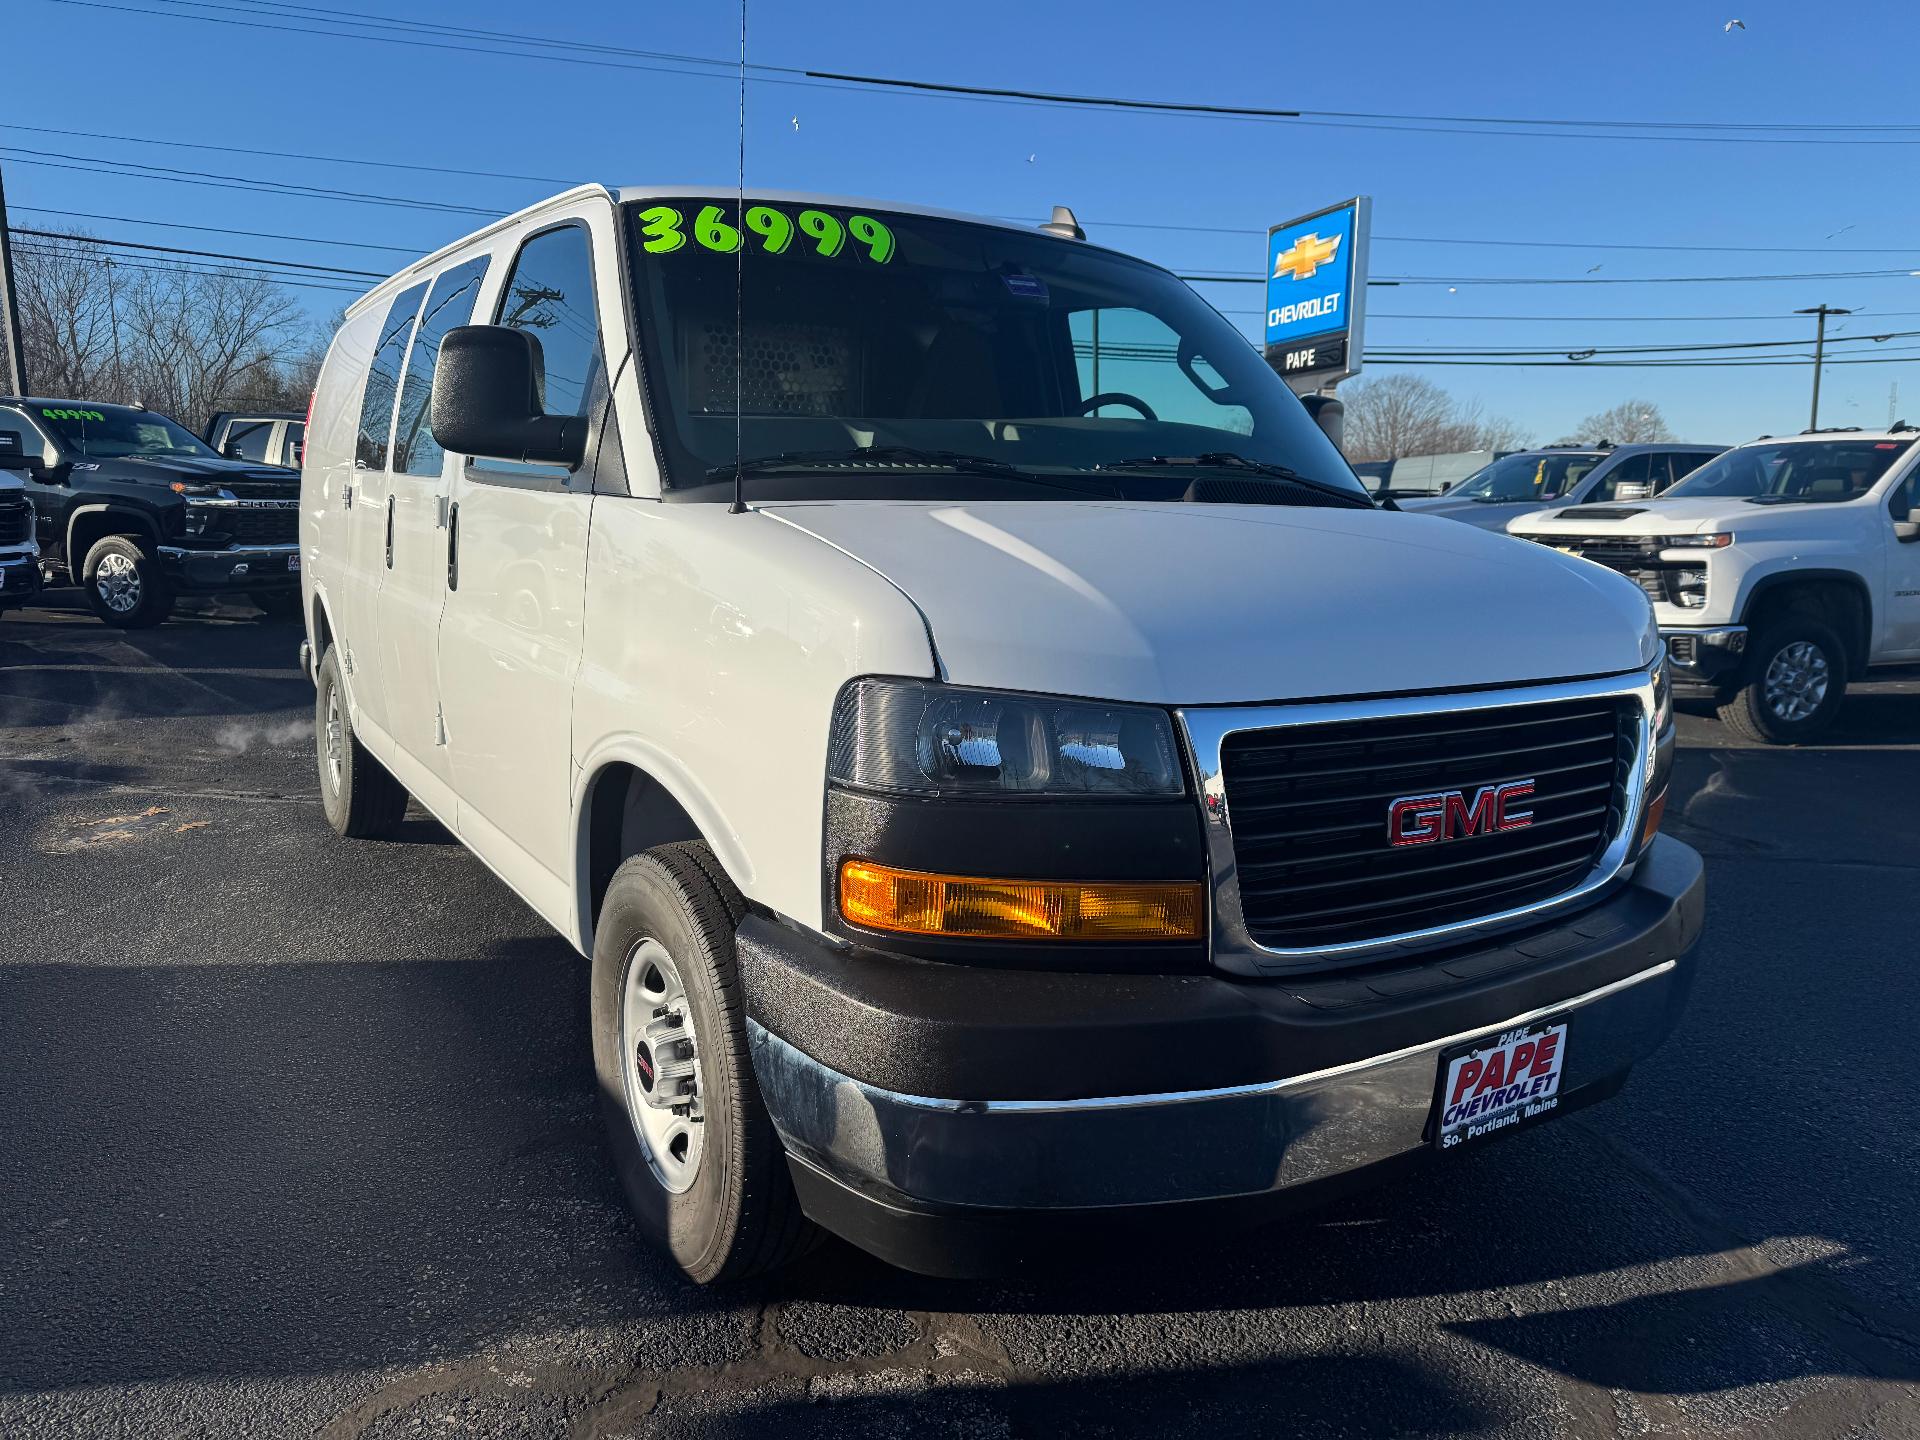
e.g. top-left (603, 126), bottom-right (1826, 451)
top-left (847, 214), bottom-right (895, 263)
top-left (637, 205), bottom-right (687, 253)
top-left (695, 205), bottom-right (743, 253)
top-left (42, 407), bottom-right (104, 421)
top-left (642, 203), bottom-right (892, 264)
top-left (744, 205), bottom-right (793, 253)
top-left (797, 209), bottom-right (845, 257)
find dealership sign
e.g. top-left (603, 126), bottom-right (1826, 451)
top-left (1264, 196), bottom-right (1370, 391)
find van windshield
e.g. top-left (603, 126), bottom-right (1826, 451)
top-left (1664, 438), bottom-right (1913, 504)
top-left (624, 199), bottom-right (1368, 505)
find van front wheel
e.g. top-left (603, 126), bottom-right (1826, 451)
top-left (313, 647), bottom-right (409, 837)
top-left (590, 842), bottom-right (816, 1283)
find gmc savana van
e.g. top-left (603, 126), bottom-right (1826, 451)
top-left (300, 184), bottom-right (1704, 1280)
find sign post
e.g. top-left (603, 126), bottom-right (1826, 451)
top-left (1263, 196), bottom-right (1370, 395)
top-left (0, 159), bottom-right (27, 397)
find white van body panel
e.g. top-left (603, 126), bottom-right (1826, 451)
top-left (762, 500), bottom-right (1653, 703)
top-left (570, 504), bottom-right (935, 943)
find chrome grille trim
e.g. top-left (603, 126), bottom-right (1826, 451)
top-left (1177, 668), bottom-right (1658, 978)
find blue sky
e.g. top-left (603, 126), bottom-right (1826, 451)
top-left (9, 0), bottom-right (1920, 444)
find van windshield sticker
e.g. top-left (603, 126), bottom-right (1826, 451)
top-left (42, 408), bottom-right (105, 422)
top-left (637, 203), bottom-right (893, 264)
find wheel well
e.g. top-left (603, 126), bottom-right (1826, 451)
top-left (583, 762), bottom-right (704, 938)
top-left (1745, 577), bottom-right (1870, 671)
top-left (310, 595), bottom-right (334, 660)
top-left (66, 509), bottom-right (156, 573)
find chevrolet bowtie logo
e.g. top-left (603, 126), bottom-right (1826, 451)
top-left (1273, 231), bottom-right (1342, 283)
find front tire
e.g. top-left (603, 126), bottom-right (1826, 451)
top-left (590, 842), bottom-right (816, 1283)
top-left (1716, 616), bottom-right (1848, 744)
top-left (314, 646), bottom-right (409, 838)
top-left (82, 536), bottom-right (173, 628)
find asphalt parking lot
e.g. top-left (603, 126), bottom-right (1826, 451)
top-left (3, 593), bottom-right (1919, 1440)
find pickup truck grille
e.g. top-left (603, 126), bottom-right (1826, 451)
top-left (224, 507), bottom-right (299, 545)
top-left (1524, 535), bottom-right (1676, 605)
top-left (0, 498), bottom-right (31, 547)
top-left (1220, 697), bottom-right (1637, 951)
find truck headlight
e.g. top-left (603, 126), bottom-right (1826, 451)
top-left (827, 678), bottom-right (1185, 798)
top-left (1659, 533), bottom-right (1732, 549)
top-left (1673, 568), bottom-right (1709, 608)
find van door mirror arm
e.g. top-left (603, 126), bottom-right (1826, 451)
top-left (429, 325), bottom-right (588, 471)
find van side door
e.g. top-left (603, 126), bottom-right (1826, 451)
top-left (371, 254), bottom-right (491, 798)
top-left (436, 218), bottom-right (603, 897)
top-left (338, 281), bottom-right (428, 739)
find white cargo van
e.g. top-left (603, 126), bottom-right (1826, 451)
top-left (300, 185), bottom-right (1703, 1280)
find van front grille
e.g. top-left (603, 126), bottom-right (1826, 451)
top-left (1221, 697), bottom-right (1637, 952)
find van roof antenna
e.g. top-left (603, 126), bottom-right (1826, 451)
top-left (729, 0), bottom-right (748, 515)
top-left (1039, 205), bottom-right (1084, 241)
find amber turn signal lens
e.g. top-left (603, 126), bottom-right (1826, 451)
top-left (1639, 787), bottom-right (1668, 850)
top-left (838, 860), bottom-right (1204, 942)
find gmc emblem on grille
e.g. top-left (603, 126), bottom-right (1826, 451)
top-left (1387, 779), bottom-right (1535, 848)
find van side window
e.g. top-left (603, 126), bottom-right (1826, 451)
top-left (355, 282), bottom-right (429, 470)
top-left (392, 256), bottom-right (490, 477)
top-left (494, 225), bottom-right (602, 429)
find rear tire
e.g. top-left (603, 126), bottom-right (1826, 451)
top-left (590, 842), bottom-right (817, 1283)
top-left (1716, 615), bottom-right (1848, 744)
top-left (314, 646), bottom-right (409, 838)
top-left (82, 535), bottom-right (173, 628)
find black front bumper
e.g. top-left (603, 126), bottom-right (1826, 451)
top-left (0, 551), bottom-right (41, 607)
top-left (1663, 626), bottom-right (1748, 687)
top-left (157, 544), bottom-right (300, 593)
top-left (739, 836), bottom-right (1705, 1276)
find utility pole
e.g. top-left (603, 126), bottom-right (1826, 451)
top-left (1795, 304), bottom-right (1851, 430)
top-left (0, 157), bottom-right (28, 397)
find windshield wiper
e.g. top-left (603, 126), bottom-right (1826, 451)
top-left (706, 444), bottom-right (1119, 499)
top-left (1094, 452), bottom-right (1373, 508)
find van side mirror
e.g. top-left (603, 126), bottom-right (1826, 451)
top-left (430, 325), bottom-right (587, 470)
top-left (1896, 507), bottom-right (1920, 543)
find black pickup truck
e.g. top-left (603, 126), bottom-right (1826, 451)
top-left (0, 397), bottom-right (301, 627)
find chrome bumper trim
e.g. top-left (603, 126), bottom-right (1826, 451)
top-left (750, 956), bottom-right (1685, 1211)
top-left (1176, 669), bottom-right (1659, 978)
top-left (158, 543), bottom-right (299, 560)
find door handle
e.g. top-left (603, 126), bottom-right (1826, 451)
top-left (446, 501), bottom-right (459, 591)
top-left (384, 494), bottom-right (395, 569)
top-left (342, 482), bottom-right (354, 510)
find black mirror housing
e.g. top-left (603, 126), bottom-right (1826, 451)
top-left (430, 325), bottom-right (588, 470)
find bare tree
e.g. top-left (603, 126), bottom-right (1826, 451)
top-left (1340, 374), bottom-right (1531, 460)
top-left (11, 229), bottom-right (309, 430)
top-left (1558, 399), bottom-right (1674, 445)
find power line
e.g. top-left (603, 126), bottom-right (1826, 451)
top-left (0, 121), bottom-right (578, 188)
top-left (11, 241), bottom-right (367, 295)
top-left (8, 205), bottom-right (427, 255)
top-left (7, 227), bottom-right (386, 278)
top-left (39, 0), bottom-right (1920, 147)
top-left (1185, 268), bottom-right (1920, 287)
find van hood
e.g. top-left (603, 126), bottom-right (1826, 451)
top-left (764, 501), bottom-right (1654, 705)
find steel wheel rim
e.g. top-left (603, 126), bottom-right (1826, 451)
top-left (323, 687), bottom-right (344, 794)
top-left (1764, 640), bottom-right (1830, 723)
top-left (617, 937), bottom-right (706, 1194)
top-left (95, 552), bottom-right (141, 613)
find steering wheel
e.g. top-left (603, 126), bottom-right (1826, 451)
top-left (1077, 392), bottom-right (1158, 421)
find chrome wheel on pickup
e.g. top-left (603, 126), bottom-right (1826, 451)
top-left (1717, 616), bottom-right (1848, 744)
top-left (80, 535), bottom-right (173, 629)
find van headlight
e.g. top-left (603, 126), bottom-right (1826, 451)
top-left (827, 678), bottom-right (1185, 798)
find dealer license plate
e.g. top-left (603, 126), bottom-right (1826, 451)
top-left (1433, 1019), bottom-right (1568, 1151)
top-left (288, 552), bottom-right (301, 572)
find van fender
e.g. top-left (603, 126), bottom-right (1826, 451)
top-left (570, 735), bottom-right (757, 953)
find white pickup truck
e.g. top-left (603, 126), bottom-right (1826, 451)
top-left (0, 438), bottom-right (41, 615)
top-left (1509, 429), bottom-right (1920, 743)
top-left (298, 184), bottom-right (1704, 1280)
